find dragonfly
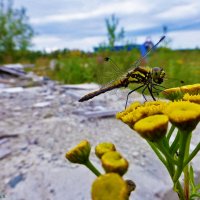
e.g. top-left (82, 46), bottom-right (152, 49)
top-left (79, 36), bottom-right (166, 108)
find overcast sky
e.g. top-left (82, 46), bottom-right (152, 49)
top-left (14, 0), bottom-right (200, 51)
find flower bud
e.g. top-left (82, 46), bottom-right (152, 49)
top-left (180, 83), bottom-right (200, 95)
top-left (65, 140), bottom-right (91, 164)
top-left (133, 115), bottom-right (168, 142)
top-left (95, 142), bottom-right (116, 159)
top-left (91, 173), bottom-right (129, 200)
top-left (101, 151), bottom-right (128, 176)
top-left (162, 87), bottom-right (183, 101)
top-left (164, 101), bottom-right (200, 132)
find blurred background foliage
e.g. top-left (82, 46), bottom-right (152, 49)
top-left (29, 48), bottom-right (200, 90)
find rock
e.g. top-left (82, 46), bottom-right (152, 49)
top-left (8, 174), bottom-right (25, 188)
top-left (33, 101), bottom-right (51, 108)
top-left (0, 87), bottom-right (24, 93)
top-left (132, 151), bottom-right (139, 158)
top-left (0, 148), bottom-right (11, 160)
top-left (0, 138), bottom-right (9, 145)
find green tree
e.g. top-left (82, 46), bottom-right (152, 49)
top-left (105, 14), bottom-right (125, 48)
top-left (0, 0), bottom-right (34, 62)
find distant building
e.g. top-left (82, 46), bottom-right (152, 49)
top-left (94, 44), bottom-right (140, 52)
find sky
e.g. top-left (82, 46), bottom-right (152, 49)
top-left (14, 0), bottom-right (200, 52)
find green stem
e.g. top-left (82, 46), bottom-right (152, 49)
top-left (148, 140), bottom-right (175, 179)
top-left (85, 160), bottom-right (101, 177)
top-left (173, 130), bottom-right (190, 182)
top-left (147, 141), bottom-right (167, 166)
top-left (184, 165), bottom-right (189, 200)
top-left (184, 142), bottom-right (200, 168)
top-left (156, 139), bottom-right (178, 166)
top-left (183, 132), bottom-right (192, 200)
top-left (170, 129), bottom-right (180, 155)
top-left (167, 124), bottom-right (176, 141)
top-left (174, 181), bottom-right (185, 200)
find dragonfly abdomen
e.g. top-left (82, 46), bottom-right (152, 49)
top-left (78, 82), bottom-right (123, 102)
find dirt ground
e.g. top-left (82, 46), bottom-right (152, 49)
top-left (0, 83), bottom-right (199, 200)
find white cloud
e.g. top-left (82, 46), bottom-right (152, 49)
top-left (31, 0), bottom-right (152, 25)
top-left (156, 2), bottom-right (200, 20)
top-left (32, 35), bottom-right (105, 51)
top-left (169, 30), bottom-right (200, 49)
top-left (32, 35), bottom-right (63, 51)
top-left (125, 22), bottom-right (156, 32)
top-left (32, 29), bottom-right (200, 52)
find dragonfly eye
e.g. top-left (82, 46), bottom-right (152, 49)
top-left (152, 67), bottom-right (165, 84)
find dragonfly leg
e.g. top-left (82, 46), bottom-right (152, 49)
top-left (152, 83), bottom-right (166, 89)
top-left (147, 84), bottom-right (156, 101)
top-left (151, 84), bottom-right (167, 96)
top-left (125, 85), bottom-right (145, 109)
top-left (151, 85), bottom-right (162, 95)
top-left (141, 84), bottom-right (148, 102)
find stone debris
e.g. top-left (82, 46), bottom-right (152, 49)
top-left (0, 63), bottom-right (50, 88)
top-left (0, 148), bottom-right (11, 160)
top-left (0, 65), bottom-right (26, 77)
top-left (0, 87), bottom-right (24, 93)
top-left (8, 174), bottom-right (25, 188)
top-left (33, 101), bottom-right (51, 108)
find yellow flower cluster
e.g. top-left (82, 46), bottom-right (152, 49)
top-left (116, 101), bottom-right (167, 127)
top-left (117, 100), bottom-right (200, 141)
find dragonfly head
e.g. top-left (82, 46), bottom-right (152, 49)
top-left (152, 67), bottom-right (165, 84)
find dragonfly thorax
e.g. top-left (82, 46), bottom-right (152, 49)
top-left (151, 67), bottom-right (165, 84)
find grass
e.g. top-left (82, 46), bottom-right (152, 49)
top-left (31, 48), bottom-right (200, 90)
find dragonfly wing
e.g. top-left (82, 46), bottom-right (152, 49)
top-left (126, 36), bottom-right (166, 72)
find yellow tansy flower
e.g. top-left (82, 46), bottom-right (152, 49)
top-left (162, 87), bottom-right (183, 101)
top-left (180, 83), bottom-right (200, 95)
top-left (120, 107), bottom-right (147, 126)
top-left (144, 100), bottom-right (167, 107)
top-left (183, 93), bottom-right (200, 104)
top-left (95, 142), bottom-right (116, 159)
top-left (125, 101), bottom-right (142, 112)
top-left (164, 101), bottom-right (200, 132)
top-left (116, 101), bottom-right (141, 119)
top-left (65, 140), bottom-right (91, 164)
top-left (162, 84), bottom-right (200, 100)
top-left (91, 173), bottom-right (129, 200)
top-left (133, 115), bottom-right (169, 141)
top-left (101, 151), bottom-right (129, 176)
top-left (145, 101), bottom-right (167, 116)
top-left (117, 101), bottom-right (167, 127)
